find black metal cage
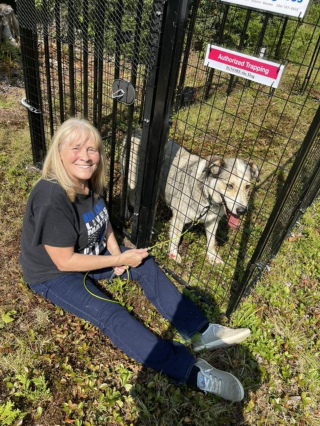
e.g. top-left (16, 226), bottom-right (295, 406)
top-left (17, 0), bottom-right (320, 315)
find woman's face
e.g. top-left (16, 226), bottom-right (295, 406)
top-left (59, 134), bottom-right (100, 188)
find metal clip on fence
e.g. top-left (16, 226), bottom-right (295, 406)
top-left (21, 98), bottom-right (41, 114)
top-left (111, 79), bottom-right (135, 105)
top-left (112, 89), bottom-right (125, 100)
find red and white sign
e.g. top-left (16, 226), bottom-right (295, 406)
top-left (221, 0), bottom-right (310, 19)
top-left (204, 45), bottom-right (285, 88)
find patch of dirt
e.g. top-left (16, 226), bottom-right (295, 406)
top-left (0, 81), bottom-right (26, 127)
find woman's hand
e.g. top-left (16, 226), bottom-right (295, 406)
top-left (119, 248), bottom-right (149, 268)
top-left (105, 223), bottom-right (148, 269)
top-left (113, 266), bottom-right (127, 276)
top-left (44, 245), bottom-right (149, 273)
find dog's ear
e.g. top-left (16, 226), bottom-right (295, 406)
top-left (248, 161), bottom-right (260, 182)
top-left (205, 158), bottom-right (225, 177)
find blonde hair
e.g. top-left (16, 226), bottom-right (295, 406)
top-left (42, 117), bottom-right (107, 201)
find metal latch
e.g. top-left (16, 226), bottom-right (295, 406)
top-left (21, 98), bottom-right (41, 114)
top-left (111, 79), bottom-right (135, 105)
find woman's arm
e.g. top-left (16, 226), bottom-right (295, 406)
top-left (44, 244), bottom-right (148, 272)
top-left (104, 222), bottom-right (127, 275)
top-left (105, 222), bottom-right (122, 255)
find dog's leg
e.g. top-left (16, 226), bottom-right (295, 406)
top-left (168, 214), bottom-right (185, 263)
top-left (204, 213), bottom-right (224, 265)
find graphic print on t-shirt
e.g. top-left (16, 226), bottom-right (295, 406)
top-left (82, 198), bottom-right (109, 255)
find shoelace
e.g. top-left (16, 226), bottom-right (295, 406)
top-left (204, 371), bottom-right (222, 394)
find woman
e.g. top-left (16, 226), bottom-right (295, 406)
top-left (20, 118), bottom-right (250, 402)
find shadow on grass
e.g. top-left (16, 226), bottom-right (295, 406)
top-left (111, 198), bottom-right (262, 425)
top-left (228, 166), bottom-right (288, 313)
top-left (129, 284), bottom-right (262, 426)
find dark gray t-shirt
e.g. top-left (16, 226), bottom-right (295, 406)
top-left (19, 179), bottom-right (109, 284)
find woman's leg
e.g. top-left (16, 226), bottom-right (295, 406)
top-left (29, 273), bottom-right (195, 384)
top-left (90, 249), bottom-right (209, 340)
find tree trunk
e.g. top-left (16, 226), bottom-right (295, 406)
top-left (0, 4), bottom-right (19, 47)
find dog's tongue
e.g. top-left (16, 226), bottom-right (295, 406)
top-left (227, 212), bottom-right (240, 228)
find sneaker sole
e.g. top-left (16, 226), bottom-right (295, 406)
top-left (193, 329), bottom-right (251, 352)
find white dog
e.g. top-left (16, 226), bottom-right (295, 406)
top-left (124, 135), bottom-right (259, 265)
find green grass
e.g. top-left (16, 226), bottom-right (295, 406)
top-left (1, 84), bottom-right (320, 426)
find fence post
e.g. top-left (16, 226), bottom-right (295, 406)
top-left (131, 0), bottom-right (192, 247)
top-left (227, 104), bottom-right (320, 316)
top-left (17, 0), bottom-right (46, 167)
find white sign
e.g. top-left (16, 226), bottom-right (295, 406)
top-left (221, 0), bottom-right (310, 18)
top-left (204, 45), bottom-right (285, 88)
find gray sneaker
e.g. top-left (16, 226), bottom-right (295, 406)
top-left (195, 358), bottom-right (244, 402)
top-left (192, 324), bottom-right (251, 352)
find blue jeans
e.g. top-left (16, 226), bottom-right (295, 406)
top-left (29, 248), bottom-right (208, 383)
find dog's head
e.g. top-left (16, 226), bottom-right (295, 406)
top-left (202, 157), bottom-right (259, 228)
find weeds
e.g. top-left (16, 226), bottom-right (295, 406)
top-left (7, 371), bottom-right (51, 404)
top-left (0, 400), bottom-right (24, 426)
top-left (0, 310), bottom-right (17, 328)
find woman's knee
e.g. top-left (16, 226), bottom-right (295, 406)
top-left (98, 303), bottom-right (133, 334)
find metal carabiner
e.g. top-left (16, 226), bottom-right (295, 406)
top-left (111, 89), bottom-right (125, 100)
top-left (20, 98), bottom-right (41, 114)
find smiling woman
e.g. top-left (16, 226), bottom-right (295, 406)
top-left (59, 137), bottom-right (100, 193)
top-left (19, 117), bottom-right (251, 403)
top-left (41, 118), bottom-right (106, 201)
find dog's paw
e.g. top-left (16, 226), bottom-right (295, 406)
top-left (207, 253), bottom-right (224, 265)
top-left (169, 251), bottom-right (182, 263)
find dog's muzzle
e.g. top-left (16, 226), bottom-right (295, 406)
top-left (220, 195), bottom-right (247, 228)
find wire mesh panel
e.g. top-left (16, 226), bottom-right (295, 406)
top-left (228, 104), bottom-right (320, 314)
top-left (17, 0), bottom-right (164, 216)
top-left (144, 1), bottom-right (320, 311)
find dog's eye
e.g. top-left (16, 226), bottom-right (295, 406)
top-left (227, 184), bottom-right (234, 190)
top-left (246, 184), bottom-right (251, 190)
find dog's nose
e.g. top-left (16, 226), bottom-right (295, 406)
top-left (236, 206), bottom-right (248, 216)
